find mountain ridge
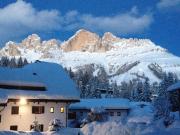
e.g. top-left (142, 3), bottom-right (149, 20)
top-left (0, 29), bottom-right (180, 85)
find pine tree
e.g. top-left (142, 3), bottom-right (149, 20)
top-left (136, 81), bottom-right (144, 101)
top-left (17, 57), bottom-right (23, 67)
top-left (79, 81), bottom-right (86, 98)
top-left (112, 82), bottom-right (120, 98)
top-left (0, 56), bottom-right (9, 67)
top-left (167, 73), bottom-right (179, 112)
top-left (9, 57), bottom-right (17, 68)
top-left (68, 67), bottom-right (74, 79)
top-left (120, 81), bottom-right (129, 98)
top-left (23, 58), bottom-right (28, 65)
top-left (153, 72), bottom-right (176, 121)
top-left (84, 84), bottom-right (91, 98)
top-left (142, 78), bottom-right (151, 102)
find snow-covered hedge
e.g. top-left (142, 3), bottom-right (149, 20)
top-left (80, 107), bottom-right (108, 127)
top-left (48, 119), bottom-right (64, 131)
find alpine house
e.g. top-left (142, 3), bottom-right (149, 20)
top-left (0, 61), bottom-right (80, 131)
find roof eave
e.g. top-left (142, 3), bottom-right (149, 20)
top-left (4, 98), bottom-right (80, 104)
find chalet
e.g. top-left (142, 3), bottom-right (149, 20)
top-left (68, 98), bottom-right (130, 126)
top-left (167, 82), bottom-right (180, 117)
top-left (0, 61), bottom-right (80, 131)
top-left (95, 88), bottom-right (114, 98)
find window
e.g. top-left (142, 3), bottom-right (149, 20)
top-left (11, 106), bottom-right (19, 114)
top-left (32, 106), bottom-right (44, 114)
top-left (60, 107), bottom-right (64, 113)
top-left (50, 107), bottom-right (54, 113)
top-left (10, 125), bottom-right (18, 131)
top-left (30, 124), bottom-right (43, 131)
top-left (117, 112), bottom-right (121, 116)
top-left (39, 124), bottom-right (44, 132)
top-left (80, 112), bottom-right (83, 116)
top-left (109, 112), bottom-right (114, 116)
top-left (68, 112), bottom-right (76, 119)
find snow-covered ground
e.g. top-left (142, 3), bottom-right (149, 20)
top-left (1, 121), bottom-right (180, 135)
top-left (80, 120), bottom-right (180, 135)
top-left (0, 128), bottom-right (80, 135)
top-left (79, 102), bottom-right (180, 135)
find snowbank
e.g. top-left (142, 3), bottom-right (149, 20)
top-left (80, 121), bottom-right (131, 135)
top-left (0, 121), bottom-right (180, 135)
top-left (0, 128), bottom-right (80, 135)
top-left (80, 120), bottom-right (180, 135)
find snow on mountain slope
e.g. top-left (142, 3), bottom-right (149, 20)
top-left (0, 29), bottom-right (180, 85)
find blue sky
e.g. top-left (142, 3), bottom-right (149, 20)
top-left (0, 0), bottom-right (180, 56)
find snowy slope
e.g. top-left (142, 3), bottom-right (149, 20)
top-left (0, 29), bottom-right (180, 85)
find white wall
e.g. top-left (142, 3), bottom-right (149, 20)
top-left (0, 101), bottom-right (68, 131)
top-left (106, 109), bottom-right (128, 121)
top-left (69, 109), bottom-right (129, 121)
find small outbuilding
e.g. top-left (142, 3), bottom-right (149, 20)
top-left (68, 98), bottom-right (130, 126)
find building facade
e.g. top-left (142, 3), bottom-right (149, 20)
top-left (0, 100), bottom-right (69, 131)
top-left (0, 62), bottom-right (80, 131)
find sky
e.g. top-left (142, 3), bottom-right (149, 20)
top-left (0, 0), bottom-right (179, 56)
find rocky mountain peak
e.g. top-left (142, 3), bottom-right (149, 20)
top-left (21, 34), bottom-right (41, 48)
top-left (61, 29), bottom-right (159, 53)
top-left (102, 32), bottom-right (121, 43)
top-left (74, 29), bottom-right (99, 40)
top-left (2, 41), bottom-right (21, 56)
top-left (61, 29), bottom-right (102, 52)
top-left (42, 39), bottom-right (59, 46)
top-left (5, 41), bottom-right (16, 46)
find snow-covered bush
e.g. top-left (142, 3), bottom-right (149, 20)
top-left (30, 120), bottom-right (41, 132)
top-left (69, 118), bottom-right (83, 128)
top-left (80, 107), bottom-right (108, 127)
top-left (48, 119), bottom-right (64, 131)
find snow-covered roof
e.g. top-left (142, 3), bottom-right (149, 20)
top-left (69, 98), bottom-right (130, 110)
top-left (0, 61), bottom-right (80, 103)
top-left (167, 82), bottom-right (180, 92)
top-left (0, 81), bottom-right (46, 91)
top-left (128, 102), bottom-right (153, 124)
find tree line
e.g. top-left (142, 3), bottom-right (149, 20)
top-left (0, 56), bottom-right (28, 68)
top-left (66, 67), bottom-right (179, 126)
top-left (66, 67), bottom-right (177, 101)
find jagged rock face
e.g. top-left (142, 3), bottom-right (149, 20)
top-left (42, 39), bottom-right (58, 47)
top-left (0, 34), bottom-right (61, 58)
top-left (102, 32), bottom-right (121, 44)
top-left (61, 29), bottom-right (121, 52)
top-left (21, 34), bottom-right (41, 49)
top-left (61, 29), bottom-right (102, 52)
top-left (40, 39), bottom-right (60, 59)
top-left (41, 39), bottom-right (59, 52)
top-left (1, 41), bottom-right (21, 56)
